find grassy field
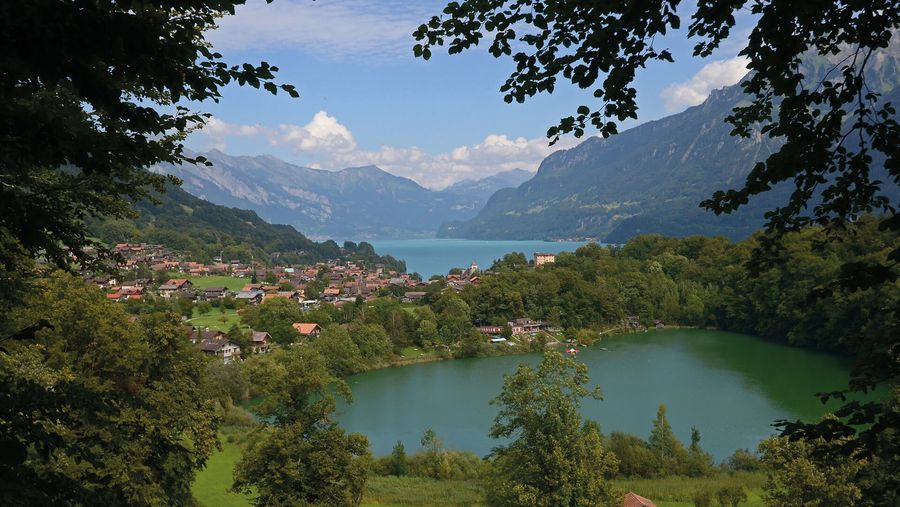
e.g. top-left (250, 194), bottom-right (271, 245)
top-left (167, 272), bottom-right (248, 292)
top-left (193, 437), bottom-right (766, 507)
top-left (362, 476), bottom-right (482, 507)
top-left (615, 472), bottom-right (766, 506)
top-left (193, 430), bottom-right (252, 507)
top-left (399, 346), bottom-right (431, 358)
top-left (360, 473), bottom-right (767, 507)
top-left (189, 308), bottom-right (243, 331)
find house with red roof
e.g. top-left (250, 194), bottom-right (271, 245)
top-left (292, 323), bottom-right (321, 338)
top-left (623, 492), bottom-right (656, 507)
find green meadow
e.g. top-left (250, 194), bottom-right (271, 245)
top-left (193, 426), bottom-right (767, 507)
top-left (189, 308), bottom-right (243, 331)
top-left (193, 431), bottom-right (251, 507)
top-left (167, 272), bottom-right (249, 292)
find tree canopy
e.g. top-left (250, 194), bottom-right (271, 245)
top-left (0, 273), bottom-right (218, 505)
top-left (233, 347), bottom-right (371, 506)
top-left (0, 1), bottom-right (301, 502)
top-left (0, 0), bottom-right (297, 296)
top-left (483, 351), bottom-right (620, 506)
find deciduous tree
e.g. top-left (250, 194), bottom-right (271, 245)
top-left (0, 0), bottom-right (297, 295)
top-left (233, 347), bottom-right (371, 506)
top-left (759, 435), bottom-right (865, 507)
top-left (0, 273), bottom-right (218, 504)
top-left (482, 351), bottom-right (619, 506)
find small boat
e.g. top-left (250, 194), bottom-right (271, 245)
top-left (565, 348), bottom-right (580, 354)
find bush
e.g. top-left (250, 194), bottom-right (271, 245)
top-left (716, 485), bottom-right (747, 507)
top-left (608, 432), bottom-right (661, 478)
top-left (693, 489), bottom-right (713, 507)
top-left (402, 429), bottom-right (484, 481)
top-left (408, 449), bottom-right (483, 481)
top-left (721, 448), bottom-right (762, 472)
top-left (220, 405), bottom-right (256, 428)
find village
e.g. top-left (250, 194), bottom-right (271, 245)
top-left (85, 243), bottom-right (566, 364)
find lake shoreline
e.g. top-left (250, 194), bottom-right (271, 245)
top-left (370, 324), bottom-right (706, 373)
top-left (337, 328), bottom-right (853, 458)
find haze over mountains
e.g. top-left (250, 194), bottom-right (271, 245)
top-left (151, 151), bottom-right (532, 240)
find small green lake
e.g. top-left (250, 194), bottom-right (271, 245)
top-left (336, 329), bottom-right (853, 460)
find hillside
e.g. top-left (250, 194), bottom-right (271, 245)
top-left (88, 181), bottom-right (405, 269)
top-left (440, 44), bottom-right (900, 242)
top-left (440, 169), bottom-right (532, 201)
top-left (439, 83), bottom-right (785, 241)
top-left (152, 151), bottom-right (529, 239)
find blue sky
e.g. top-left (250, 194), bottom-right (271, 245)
top-left (187, 0), bottom-right (754, 188)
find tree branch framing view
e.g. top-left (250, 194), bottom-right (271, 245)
top-left (1, 1), bottom-right (898, 506)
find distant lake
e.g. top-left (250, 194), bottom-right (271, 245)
top-left (336, 329), bottom-right (852, 460)
top-left (369, 239), bottom-right (589, 278)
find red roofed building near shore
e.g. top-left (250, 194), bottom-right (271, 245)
top-left (292, 323), bottom-right (322, 338)
top-left (623, 492), bottom-right (656, 507)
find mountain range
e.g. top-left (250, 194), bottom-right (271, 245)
top-left (439, 84), bottom-right (784, 241)
top-left (150, 152), bottom-right (532, 240)
top-left (152, 40), bottom-right (899, 244)
top-left (440, 42), bottom-right (900, 241)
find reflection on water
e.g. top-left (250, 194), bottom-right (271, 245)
top-left (336, 329), bottom-right (854, 460)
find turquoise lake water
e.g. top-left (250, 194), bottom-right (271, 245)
top-left (369, 239), bottom-right (589, 277)
top-left (336, 329), bottom-right (852, 460)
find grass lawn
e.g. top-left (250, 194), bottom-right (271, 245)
top-left (189, 308), bottom-right (243, 332)
top-left (614, 472), bottom-right (767, 507)
top-left (362, 476), bottom-right (482, 507)
top-left (168, 272), bottom-right (248, 292)
top-left (398, 304), bottom-right (422, 316)
top-left (193, 444), bottom-right (766, 507)
top-left (399, 346), bottom-right (430, 358)
top-left (192, 431), bottom-right (252, 507)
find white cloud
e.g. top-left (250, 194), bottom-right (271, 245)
top-left (197, 117), bottom-right (269, 150)
top-left (660, 57), bottom-right (749, 112)
top-left (209, 0), bottom-right (430, 60)
top-left (276, 111), bottom-right (357, 154)
top-left (328, 133), bottom-right (579, 189)
top-left (195, 112), bottom-right (581, 188)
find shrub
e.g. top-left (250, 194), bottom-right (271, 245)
top-left (693, 489), bottom-right (713, 507)
top-left (716, 485), bottom-right (747, 507)
top-left (721, 448), bottom-right (762, 472)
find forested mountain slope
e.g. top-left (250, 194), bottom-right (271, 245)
top-left (89, 181), bottom-right (404, 268)
top-left (440, 45), bottom-right (900, 242)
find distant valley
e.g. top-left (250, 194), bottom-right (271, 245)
top-left (154, 45), bottom-right (900, 244)
top-left (151, 151), bottom-right (531, 240)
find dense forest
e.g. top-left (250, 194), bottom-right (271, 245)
top-left (88, 181), bottom-right (405, 270)
top-left (460, 215), bottom-right (898, 355)
top-left (192, 215), bottom-right (900, 370)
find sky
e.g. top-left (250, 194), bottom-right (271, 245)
top-left (185, 0), bottom-right (755, 189)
